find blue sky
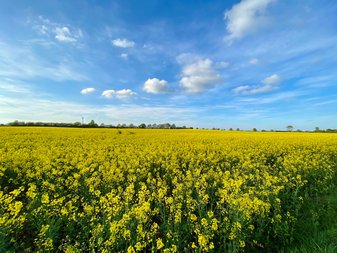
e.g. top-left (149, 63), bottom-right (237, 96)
top-left (0, 0), bottom-right (337, 130)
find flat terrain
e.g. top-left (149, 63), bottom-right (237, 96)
top-left (1, 127), bottom-right (337, 252)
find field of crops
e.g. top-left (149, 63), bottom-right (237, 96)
top-left (1, 127), bottom-right (337, 252)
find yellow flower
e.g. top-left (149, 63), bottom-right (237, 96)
top-left (127, 246), bottom-right (135, 253)
top-left (41, 193), bottom-right (50, 204)
top-left (207, 210), bottom-right (214, 218)
top-left (190, 213), bottom-right (197, 222)
top-left (211, 218), bottom-right (218, 231)
top-left (201, 218), bottom-right (208, 227)
top-left (156, 238), bottom-right (165, 250)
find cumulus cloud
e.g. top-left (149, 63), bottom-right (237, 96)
top-left (179, 59), bottom-right (222, 93)
top-left (80, 87), bottom-right (96, 94)
top-left (224, 0), bottom-right (275, 43)
top-left (112, 38), bottom-right (135, 48)
top-left (233, 74), bottom-right (281, 95)
top-left (143, 78), bottom-right (170, 94)
top-left (102, 89), bottom-right (136, 99)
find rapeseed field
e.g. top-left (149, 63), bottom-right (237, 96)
top-left (1, 127), bottom-right (337, 252)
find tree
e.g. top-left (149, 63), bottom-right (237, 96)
top-left (88, 120), bottom-right (98, 128)
top-left (252, 128), bottom-right (257, 132)
top-left (138, 123), bottom-right (146, 129)
top-left (73, 122), bottom-right (82, 127)
top-left (286, 125), bottom-right (294, 132)
top-left (315, 126), bottom-right (320, 132)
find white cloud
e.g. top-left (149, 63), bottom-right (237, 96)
top-left (143, 78), bottom-right (170, 94)
top-left (250, 58), bottom-right (259, 64)
top-left (80, 87), bottom-right (96, 94)
top-left (31, 16), bottom-right (83, 44)
top-left (233, 74), bottom-right (281, 95)
top-left (32, 16), bottom-right (51, 35)
top-left (35, 25), bottom-right (49, 35)
top-left (120, 53), bottom-right (128, 60)
top-left (102, 90), bottom-right (116, 98)
top-left (224, 0), bottom-right (275, 43)
top-left (245, 84), bottom-right (276, 94)
top-left (179, 58), bottom-right (222, 93)
top-left (102, 89), bottom-right (136, 99)
top-left (232, 85), bottom-right (250, 94)
top-left (55, 27), bottom-right (79, 42)
top-left (262, 74), bottom-right (281, 85)
top-left (112, 38), bottom-right (135, 48)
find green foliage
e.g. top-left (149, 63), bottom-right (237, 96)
top-left (1, 128), bottom-right (337, 252)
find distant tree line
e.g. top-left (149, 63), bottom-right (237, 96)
top-left (3, 120), bottom-right (336, 132)
top-left (313, 127), bottom-right (337, 133)
top-left (5, 120), bottom-right (193, 129)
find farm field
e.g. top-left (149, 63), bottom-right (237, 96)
top-left (1, 127), bottom-right (337, 252)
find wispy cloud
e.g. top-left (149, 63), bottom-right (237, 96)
top-left (237, 90), bottom-right (301, 105)
top-left (262, 74), bottom-right (281, 85)
top-left (176, 53), bottom-right (200, 65)
top-left (0, 95), bottom-right (200, 125)
top-left (31, 16), bottom-right (83, 44)
top-left (0, 41), bottom-right (88, 81)
top-left (233, 74), bottom-right (281, 95)
top-left (249, 58), bottom-right (259, 64)
top-left (216, 61), bottom-right (230, 69)
top-left (112, 38), bottom-right (135, 48)
top-left (224, 0), bottom-right (276, 43)
top-left (296, 75), bottom-right (337, 88)
top-left (55, 27), bottom-right (82, 43)
top-left (312, 99), bottom-right (337, 107)
top-left (0, 78), bottom-right (32, 94)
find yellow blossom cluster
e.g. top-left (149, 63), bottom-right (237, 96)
top-left (1, 127), bottom-right (337, 252)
